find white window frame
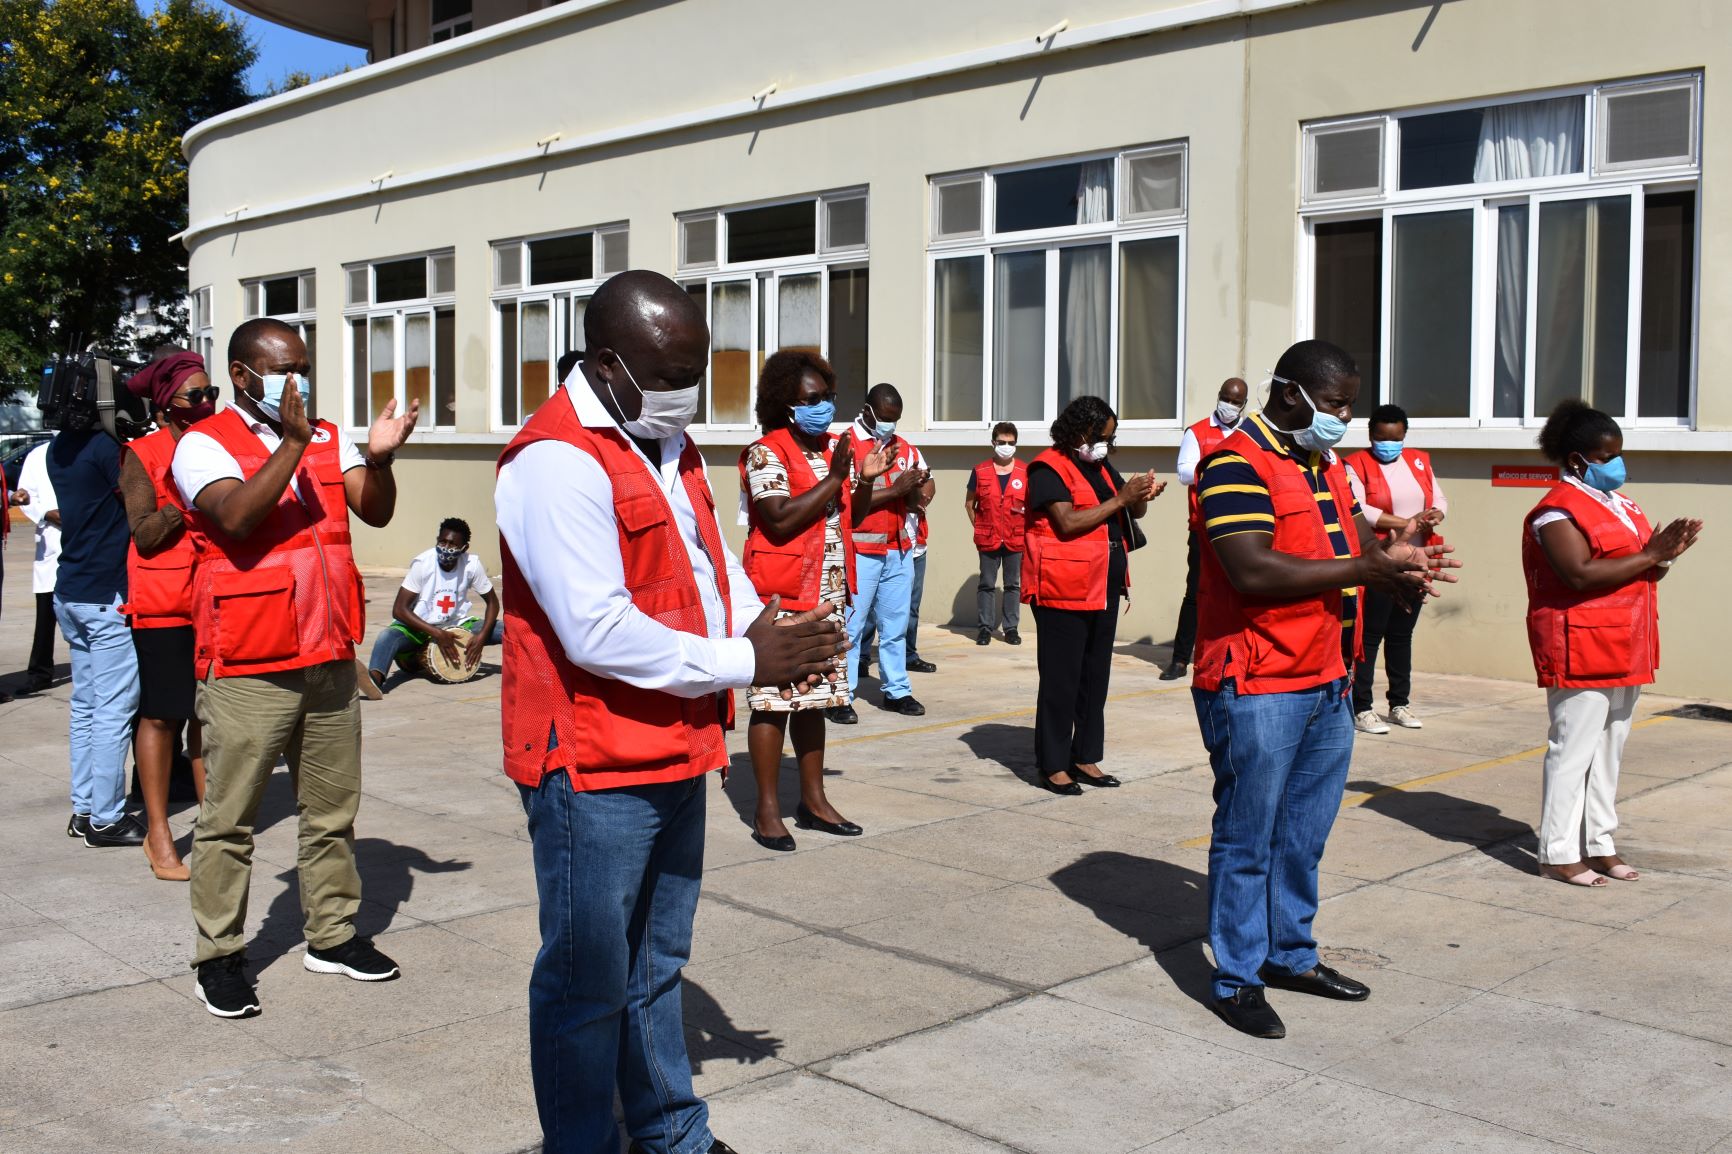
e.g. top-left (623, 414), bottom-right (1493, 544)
top-left (242, 270), bottom-right (319, 411)
top-left (675, 188), bottom-right (870, 432)
top-left (1298, 75), bottom-right (1700, 429)
top-left (341, 250), bottom-right (457, 432)
top-left (188, 285), bottom-right (214, 370)
top-left (489, 224), bottom-right (627, 429)
top-left (924, 142), bottom-right (1189, 431)
top-left (429, 0), bottom-right (472, 43)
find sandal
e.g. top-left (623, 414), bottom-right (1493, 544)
top-left (1539, 863), bottom-right (1608, 887)
top-left (1587, 856), bottom-right (1640, 881)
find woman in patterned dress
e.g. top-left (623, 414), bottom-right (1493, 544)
top-left (738, 352), bottom-right (891, 851)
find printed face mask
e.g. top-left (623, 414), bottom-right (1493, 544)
top-left (435, 545), bottom-right (465, 568)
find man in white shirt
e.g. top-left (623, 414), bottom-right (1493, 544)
top-left (364, 516), bottom-right (503, 694)
top-left (495, 271), bottom-right (844, 1154)
top-left (18, 442), bottom-right (61, 693)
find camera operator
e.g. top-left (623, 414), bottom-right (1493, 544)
top-left (47, 379), bottom-right (145, 847)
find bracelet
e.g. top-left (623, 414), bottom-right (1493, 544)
top-left (365, 449), bottom-right (396, 469)
top-left (1656, 559), bottom-right (1674, 568)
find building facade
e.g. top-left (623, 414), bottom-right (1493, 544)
top-left (191, 0), bottom-right (1730, 699)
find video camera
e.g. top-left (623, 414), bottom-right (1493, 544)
top-left (37, 352), bottom-right (150, 441)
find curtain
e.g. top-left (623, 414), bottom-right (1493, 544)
top-left (933, 258), bottom-right (984, 422)
top-left (1493, 205), bottom-right (1528, 417)
top-left (994, 251), bottom-right (1047, 421)
top-left (1058, 244), bottom-right (1110, 407)
top-left (1074, 160), bottom-right (1113, 225)
top-left (1474, 96), bottom-right (1583, 182)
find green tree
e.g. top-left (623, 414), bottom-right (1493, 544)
top-left (0, 0), bottom-right (254, 397)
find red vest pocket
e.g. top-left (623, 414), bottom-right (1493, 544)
top-left (744, 540), bottom-right (805, 602)
top-left (213, 567), bottom-right (299, 664)
top-left (1564, 605), bottom-right (1637, 681)
top-left (128, 551), bottom-right (193, 619)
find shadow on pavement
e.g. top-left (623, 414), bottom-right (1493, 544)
top-left (684, 977), bottom-right (784, 1067)
top-left (1049, 850), bottom-right (1215, 1009)
top-left (957, 721), bottom-right (1039, 786)
top-left (1345, 779), bottom-right (1537, 872)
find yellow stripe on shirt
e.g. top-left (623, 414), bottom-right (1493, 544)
top-left (1196, 483), bottom-right (1269, 498)
top-left (1205, 512), bottom-right (1276, 529)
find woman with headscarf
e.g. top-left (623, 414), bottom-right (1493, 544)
top-left (120, 347), bottom-right (219, 880)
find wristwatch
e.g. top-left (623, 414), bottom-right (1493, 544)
top-left (364, 449), bottom-right (396, 469)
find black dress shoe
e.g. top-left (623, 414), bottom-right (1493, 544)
top-left (24, 674), bottom-right (53, 694)
top-left (751, 830), bottom-right (796, 852)
top-left (67, 812), bottom-right (91, 839)
top-left (1159, 660), bottom-right (1189, 681)
top-left (84, 813), bottom-right (147, 847)
top-left (1213, 986), bottom-right (1286, 1038)
top-left (976, 628), bottom-right (992, 645)
top-left (906, 657), bottom-right (938, 673)
top-left (825, 704), bottom-right (858, 725)
top-left (1072, 767), bottom-right (1121, 788)
top-left (1038, 771), bottom-right (1083, 796)
top-left (878, 694), bottom-right (925, 716)
top-left (794, 803), bottom-right (863, 837)
top-left (1259, 962), bottom-right (1370, 1001)
top-left (1003, 630), bottom-right (1022, 645)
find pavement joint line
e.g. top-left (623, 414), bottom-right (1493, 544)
top-left (801, 1067), bottom-right (1048, 1154)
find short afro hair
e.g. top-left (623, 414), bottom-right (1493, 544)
top-left (1537, 399), bottom-right (1622, 465)
top-left (755, 350), bottom-right (837, 433)
top-left (438, 517), bottom-right (472, 545)
top-left (1049, 395), bottom-right (1116, 453)
top-left (1369, 403), bottom-right (1409, 430)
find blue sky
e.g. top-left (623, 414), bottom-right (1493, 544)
top-left (138, 2), bottom-right (371, 93)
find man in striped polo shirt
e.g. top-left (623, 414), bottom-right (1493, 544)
top-left (1190, 340), bottom-right (1459, 1040)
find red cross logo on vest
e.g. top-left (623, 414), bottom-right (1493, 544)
top-left (436, 594), bottom-right (456, 616)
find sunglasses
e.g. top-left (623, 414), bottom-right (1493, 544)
top-left (175, 385), bottom-right (221, 406)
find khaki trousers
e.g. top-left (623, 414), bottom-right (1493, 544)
top-left (1538, 684), bottom-right (1640, 865)
top-left (190, 659), bottom-right (363, 966)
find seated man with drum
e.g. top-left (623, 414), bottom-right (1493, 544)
top-left (364, 517), bottom-right (503, 695)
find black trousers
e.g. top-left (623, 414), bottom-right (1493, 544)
top-left (1170, 530), bottom-right (1202, 664)
top-left (1032, 593), bottom-right (1120, 774)
top-left (29, 591), bottom-right (58, 680)
top-left (1353, 587), bottom-right (1421, 713)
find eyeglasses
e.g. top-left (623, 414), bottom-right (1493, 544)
top-left (993, 440), bottom-right (1017, 448)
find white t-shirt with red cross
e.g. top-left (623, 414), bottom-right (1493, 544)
top-left (402, 547), bottom-right (493, 627)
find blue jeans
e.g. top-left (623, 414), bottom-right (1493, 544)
top-left (367, 616), bottom-right (503, 673)
top-left (860, 550), bottom-right (927, 663)
top-left (1194, 677), bottom-right (1354, 1001)
top-left (846, 548), bottom-right (913, 698)
top-left (519, 772), bottom-right (711, 1154)
top-left (54, 595), bottom-right (141, 824)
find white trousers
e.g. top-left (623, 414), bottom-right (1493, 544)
top-left (1538, 685), bottom-right (1640, 865)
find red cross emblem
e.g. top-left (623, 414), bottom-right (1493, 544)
top-left (436, 594), bottom-right (456, 615)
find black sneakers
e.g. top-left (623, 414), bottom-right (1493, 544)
top-left (976, 628), bottom-right (992, 646)
top-left (66, 813), bottom-right (90, 839)
top-left (304, 935), bottom-right (401, 981)
top-left (84, 813), bottom-right (147, 847)
top-left (825, 704), bottom-right (858, 725)
top-left (1003, 630), bottom-right (1022, 646)
top-left (906, 657), bottom-right (938, 673)
top-left (196, 954), bottom-right (261, 1018)
top-left (878, 694), bottom-right (926, 716)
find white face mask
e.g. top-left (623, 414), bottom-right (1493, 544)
top-left (993, 442), bottom-right (1016, 461)
top-left (1215, 399), bottom-right (1244, 426)
top-left (610, 354), bottom-right (699, 441)
top-left (1082, 441), bottom-right (1110, 463)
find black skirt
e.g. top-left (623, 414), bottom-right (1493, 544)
top-left (133, 624), bottom-right (197, 720)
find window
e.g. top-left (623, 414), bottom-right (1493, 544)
top-left (1302, 76), bottom-right (1699, 426)
top-left (242, 272), bottom-right (318, 412)
top-left (343, 251), bottom-right (456, 430)
top-left (188, 286), bottom-right (214, 371)
top-left (492, 224), bottom-right (626, 426)
top-left (430, 0), bottom-right (472, 43)
top-left (927, 143), bottom-right (1187, 426)
top-left (677, 190), bottom-right (869, 426)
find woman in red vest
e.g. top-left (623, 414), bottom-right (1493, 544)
top-left (965, 421), bottom-right (1028, 645)
top-left (1024, 396), bottom-right (1163, 794)
top-left (1524, 400), bottom-right (1701, 886)
top-left (738, 351), bottom-right (887, 850)
top-left (118, 349), bottom-right (218, 880)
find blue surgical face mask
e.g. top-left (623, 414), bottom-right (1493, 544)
top-left (1579, 455), bottom-right (1627, 493)
top-left (1370, 439), bottom-right (1404, 464)
top-left (244, 365), bottom-right (309, 422)
top-left (790, 399), bottom-right (835, 436)
top-left (1271, 373), bottom-right (1348, 453)
top-left (872, 419), bottom-right (896, 441)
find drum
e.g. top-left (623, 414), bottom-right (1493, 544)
top-left (420, 626), bottom-right (480, 685)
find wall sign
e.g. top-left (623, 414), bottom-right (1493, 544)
top-left (1491, 465), bottom-right (1560, 488)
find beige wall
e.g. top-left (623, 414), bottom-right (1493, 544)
top-left (186, 0), bottom-right (1732, 699)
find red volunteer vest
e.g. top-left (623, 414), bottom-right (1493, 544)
top-left (1185, 418), bottom-right (1234, 534)
top-left (1344, 448), bottom-right (1446, 549)
top-left (1192, 433), bottom-right (1362, 695)
top-left (1522, 482), bottom-right (1658, 689)
top-left (738, 427), bottom-right (856, 612)
top-left (498, 397), bottom-right (735, 792)
top-left (850, 430), bottom-right (914, 555)
top-left (972, 459), bottom-right (1028, 552)
top-left (123, 428), bottom-right (198, 629)
top-left (1022, 449), bottom-right (1119, 612)
top-left (182, 408), bottom-right (365, 680)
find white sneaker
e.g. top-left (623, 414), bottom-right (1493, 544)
top-left (1389, 705), bottom-right (1423, 729)
top-left (1353, 710), bottom-right (1389, 735)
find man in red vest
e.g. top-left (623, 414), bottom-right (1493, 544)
top-left (964, 421), bottom-right (1028, 645)
top-left (1161, 377), bottom-right (1247, 679)
top-left (173, 318), bottom-right (419, 1019)
top-left (494, 271), bottom-right (845, 1154)
top-left (1191, 340), bottom-right (1459, 1041)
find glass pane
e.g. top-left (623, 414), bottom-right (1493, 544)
top-left (726, 202), bottom-right (816, 263)
top-left (936, 179), bottom-right (982, 237)
top-left (435, 308), bottom-right (455, 427)
top-left (683, 217), bottom-right (717, 266)
top-left (995, 161), bottom-right (1112, 232)
top-left (519, 301), bottom-right (552, 418)
top-left (569, 296), bottom-right (589, 354)
top-left (496, 245), bottom-right (523, 289)
top-left (1058, 244), bottom-right (1110, 408)
top-left (597, 230), bottom-right (628, 275)
top-left (300, 273), bottom-right (315, 310)
top-left (368, 316), bottom-right (395, 418)
top-left (1118, 237), bottom-right (1180, 421)
top-left (350, 318), bottom-right (368, 427)
top-left (776, 273), bottom-right (821, 355)
top-left (1313, 125), bottom-right (1382, 196)
top-left (302, 323), bottom-right (318, 417)
top-left (498, 302), bottom-right (518, 426)
top-left (1638, 189), bottom-right (1693, 419)
top-left (263, 276), bottom-right (297, 316)
top-left (932, 257), bottom-right (984, 422)
top-left (346, 267), bottom-right (368, 306)
top-left (405, 312), bottom-right (433, 429)
top-left (824, 196), bottom-right (867, 250)
top-left (828, 267), bottom-right (869, 417)
top-left (1441, 96), bottom-right (1583, 186)
top-left (1536, 196), bottom-right (1631, 418)
top-left (684, 282), bottom-right (708, 419)
top-left (243, 283), bottom-right (260, 319)
top-left (431, 253), bottom-right (455, 296)
top-left (1399, 109), bottom-right (1484, 190)
top-left (992, 251), bottom-right (1046, 422)
top-left (1390, 211), bottom-right (1474, 418)
top-left (375, 258), bottom-right (427, 302)
top-left (1124, 150), bottom-right (1183, 217)
top-left (432, 0), bottom-right (469, 21)
top-left (710, 282), bottom-right (752, 423)
top-left (1603, 86), bottom-right (1693, 166)
top-left (529, 233), bottom-right (593, 285)
top-left (1493, 204), bottom-right (1529, 419)
top-left (1312, 218), bottom-right (1382, 417)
